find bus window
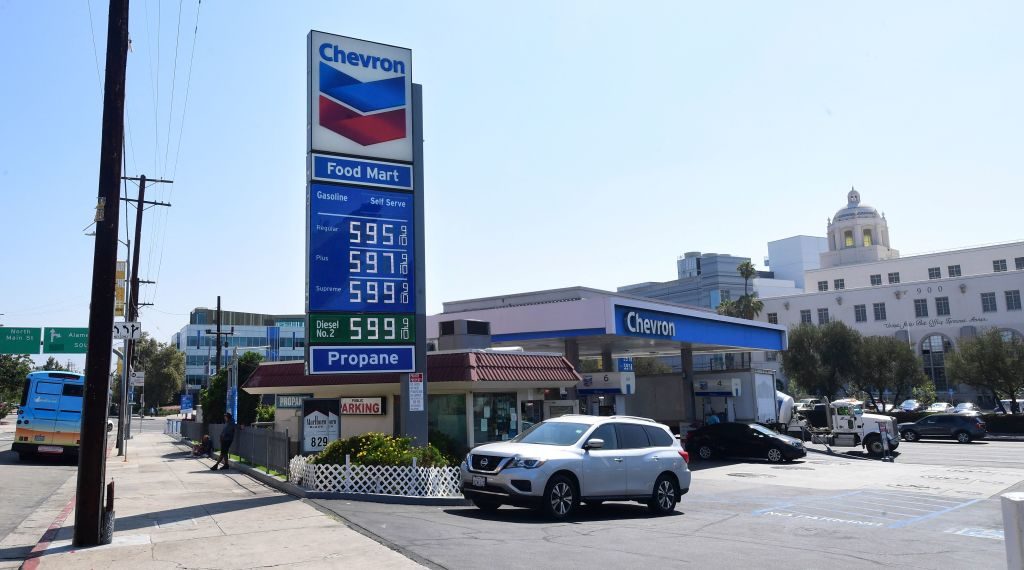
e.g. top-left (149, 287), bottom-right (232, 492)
top-left (20, 379), bottom-right (31, 406)
top-left (36, 382), bottom-right (62, 395)
top-left (62, 384), bottom-right (84, 397)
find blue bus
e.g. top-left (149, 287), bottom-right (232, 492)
top-left (13, 371), bottom-right (111, 460)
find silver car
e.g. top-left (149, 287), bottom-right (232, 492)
top-left (460, 415), bottom-right (691, 519)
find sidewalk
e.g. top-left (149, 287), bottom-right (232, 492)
top-left (19, 431), bottom-right (422, 569)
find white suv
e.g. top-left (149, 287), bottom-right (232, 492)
top-left (460, 415), bottom-right (691, 519)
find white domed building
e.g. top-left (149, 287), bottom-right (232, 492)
top-left (757, 189), bottom-right (1024, 407)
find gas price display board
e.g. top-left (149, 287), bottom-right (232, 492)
top-left (308, 182), bottom-right (416, 373)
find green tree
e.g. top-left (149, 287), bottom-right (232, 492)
top-left (780, 321), bottom-right (862, 398)
top-left (736, 260), bottom-right (757, 296)
top-left (200, 369), bottom-right (227, 425)
top-left (947, 329), bottom-right (1024, 410)
top-left (39, 356), bottom-right (67, 371)
top-left (633, 357), bottom-right (671, 376)
top-left (202, 351), bottom-right (265, 425)
top-left (851, 336), bottom-right (928, 410)
top-left (236, 351), bottom-right (265, 425)
top-left (1, 354), bottom-right (34, 415)
top-left (138, 342), bottom-right (185, 408)
top-left (716, 261), bottom-right (764, 320)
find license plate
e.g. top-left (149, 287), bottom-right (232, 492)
top-left (472, 476), bottom-right (485, 487)
top-left (38, 445), bottom-right (63, 454)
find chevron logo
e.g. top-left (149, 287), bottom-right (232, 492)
top-left (319, 62), bottom-right (406, 146)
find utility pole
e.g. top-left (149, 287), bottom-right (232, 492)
top-left (205, 296), bottom-right (234, 375)
top-left (75, 0), bottom-right (129, 548)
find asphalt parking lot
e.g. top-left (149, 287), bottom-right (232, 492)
top-left (315, 442), bottom-right (1023, 569)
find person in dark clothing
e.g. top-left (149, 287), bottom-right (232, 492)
top-left (211, 413), bottom-right (235, 470)
top-left (192, 434), bottom-right (213, 457)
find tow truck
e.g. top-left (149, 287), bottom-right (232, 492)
top-left (785, 398), bottom-right (900, 457)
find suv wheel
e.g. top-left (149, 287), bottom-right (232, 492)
top-left (697, 445), bottom-right (713, 460)
top-left (902, 430), bottom-right (919, 442)
top-left (648, 474), bottom-right (678, 515)
top-left (955, 431), bottom-right (972, 444)
top-left (543, 475), bottom-right (578, 520)
top-left (766, 447), bottom-right (784, 463)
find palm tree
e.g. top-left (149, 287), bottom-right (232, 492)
top-left (737, 260), bottom-right (757, 296)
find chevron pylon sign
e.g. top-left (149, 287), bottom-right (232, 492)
top-left (309, 31), bottom-right (413, 162)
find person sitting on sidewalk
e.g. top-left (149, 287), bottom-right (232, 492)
top-left (191, 435), bottom-right (213, 457)
top-left (211, 413), bottom-right (235, 471)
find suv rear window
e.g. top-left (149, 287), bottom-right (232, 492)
top-left (615, 423), bottom-right (650, 449)
top-left (643, 425), bottom-right (673, 447)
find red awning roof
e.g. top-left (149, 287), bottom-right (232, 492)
top-left (243, 351), bottom-right (581, 390)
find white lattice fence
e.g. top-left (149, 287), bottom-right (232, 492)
top-left (289, 455), bottom-right (461, 497)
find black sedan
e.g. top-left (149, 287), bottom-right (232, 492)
top-left (685, 422), bottom-right (807, 463)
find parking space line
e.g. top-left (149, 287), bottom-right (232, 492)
top-left (888, 498), bottom-right (982, 529)
top-left (863, 491), bottom-right (965, 506)
top-left (784, 505), bottom-right (902, 521)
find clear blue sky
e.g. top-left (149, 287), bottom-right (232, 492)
top-left (2, 1), bottom-right (1022, 367)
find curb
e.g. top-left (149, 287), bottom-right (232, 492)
top-left (170, 436), bottom-right (470, 506)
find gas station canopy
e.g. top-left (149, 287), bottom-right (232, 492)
top-left (427, 287), bottom-right (787, 358)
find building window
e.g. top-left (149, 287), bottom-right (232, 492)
top-left (800, 309), bottom-right (812, 324)
top-left (994, 259), bottom-right (1008, 272)
top-left (935, 296), bottom-right (950, 316)
top-left (834, 279), bottom-right (845, 290)
top-left (921, 334), bottom-right (952, 392)
top-left (767, 313), bottom-right (778, 324)
top-left (928, 267), bottom-right (941, 280)
top-left (870, 274), bottom-right (882, 286)
top-left (765, 351), bottom-right (778, 362)
top-left (844, 230), bottom-right (854, 248)
top-left (981, 292), bottom-right (997, 313)
top-left (873, 302), bottom-right (887, 321)
top-left (473, 393), bottom-right (518, 443)
top-left (854, 304), bottom-right (867, 322)
top-left (1016, 257), bottom-right (1024, 270)
top-left (1007, 290), bottom-right (1022, 311)
top-left (887, 272), bottom-right (900, 284)
top-left (863, 229), bottom-right (873, 247)
top-left (818, 281), bottom-right (828, 292)
top-left (948, 264), bottom-right (962, 277)
top-left (817, 308), bottom-right (829, 325)
top-left (914, 299), bottom-right (929, 318)
top-left (720, 289), bottom-right (731, 302)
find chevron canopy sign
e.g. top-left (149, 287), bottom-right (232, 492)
top-left (309, 31), bottom-right (413, 162)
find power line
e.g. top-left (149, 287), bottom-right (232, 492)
top-left (162, 0), bottom-right (184, 176)
top-left (170, 0), bottom-right (201, 180)
top-left (84, 0), bottom-right (104, 98)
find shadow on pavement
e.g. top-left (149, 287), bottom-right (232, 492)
top-left (0, 545), bottom-right (32, 562)
top-left (0, 449), bottom-right (78, 467)
top-left (444, 502), bottom-right (683, 524)
top-left (64, 495), bottom-right (294, 532)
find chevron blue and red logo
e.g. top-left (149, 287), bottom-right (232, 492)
top-left (319, 61), bottom-right (406, 147)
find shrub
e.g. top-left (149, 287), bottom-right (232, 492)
top-left (427, 428), bottom-right (465, 465)
top-left (311, 432), bottom-right (449, 467)
top-left (255, 404), bottom-right (275, 422)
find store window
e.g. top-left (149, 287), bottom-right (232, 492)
top-left (428, 394), bottom-right (467, 454)
top-left (473, 393), bottom-right (518, 443)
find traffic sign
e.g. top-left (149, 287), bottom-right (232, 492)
top-left (112, 322), bottom-right (143, 340)
top-left (129, 371), bottom-right (145, 386)
top-left (43, 327), bottom-right (89, 354)
top-left (0, 327), bottom-right (41, 354)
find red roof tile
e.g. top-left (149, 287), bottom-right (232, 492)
top-left (243, 352), bottom-right (581, 390)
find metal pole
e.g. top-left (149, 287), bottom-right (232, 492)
top-left (74, 0), bottom-right (129, 547)
top-left (215, 296), bottom-right (222, 373)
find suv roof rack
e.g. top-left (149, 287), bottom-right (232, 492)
top-left (607, 415), bottom-right (656, 423)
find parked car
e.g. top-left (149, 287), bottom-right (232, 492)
top-left (954, 403), bottom-right (978, 414)
top-left (685, 422), bottom-right (807, 463)
top-left (926, 402), bottom-right (955, 413)
top-left (899, 399), bottom-right (922, 412)
top-left (898, 414), bottom-right (987, 443)
top-left (461, 415), bottom-right (691, 519)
